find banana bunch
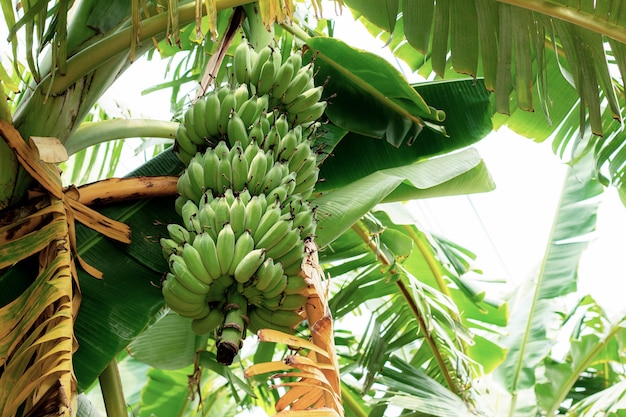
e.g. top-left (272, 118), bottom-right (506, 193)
top-left (163, 39), bottom-right (328, 365)
top-left (174, 84), bottom-right (270, 164)
top-left (232, 42), bottom-right (328, 127)
top-left (176, 138), bottom-right (319, 206)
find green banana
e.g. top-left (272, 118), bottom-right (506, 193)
top-left (251, 203), bottom-right (282, 243)
top-left (282, 65), bottom-right (314, 104)
top-left (287, 142), bottom-right (312, 173)
top-left (253, 306), bottom-right (302, 329)
top-left (204, 92), bottom-right (221, 138)
top-left (276, 293), bottom-right (308, 311)
top-left (206, 274), bottom-right (235, 302)
top-left (243, 195), bottom-right (263, 236)
top-left (283, 275), bottom-right (309, 295)
top-left (226, 200), bottom-right (244, 240)
top-left (277, 240), bottom-right (305, 270)
top-left (260, 163), bottom-right (289, 194)
top-left (254, 258), bottom-right (283, 292)
top-left (226, 111), bottom-right (248, 148)
top-left (216, 223), bottom-right (236, 275)
top-left (192, 232), bottom-right (222, 281)
top-left (233, 83), bottom-right (250, 110)
top-left (271, 60), bottom-right (295, 100)
top-left (217, 157), bottom-right (232, 192)
top-left (162, 279), bottom-right (209, 318)
top-left (263, 273), bottom-right (288, 299)
top-left (246, 149), bottom-right (268, 193)
top-left (233, 40), bottom-right (251, 85)
top-left (219, 89), bottom-right (236, 135)
top-left (191, 96), bottom-right (209, 143)
top-left (169, 254), bottom-right (211, 295)
top-left (192, 305), bottom-right (224, 335)
top-left (160, 237), bottom-right (181, 259)
top-left (234, 248), bottom-right (266, 284)
top-left (289, 101), bottom-right (327, 126)
top-left (276, 129), bottom-right (299, 162)
top-left (176, 168), bottom-right (196, 204)
top-left (265, 227), bottom-right (301, 260)
top-left (254, 219), bottom-right (293, 251)
top-left (256, 58), bottom-right (276, 96)
top-left (162, 273), bottom-right (207, 305)
top-left (228, 230), bottom-right (255, 276)
top-left (181, 199), bottom-right (201, 234)
top-left (213, 197), bottom-right (231, 229)
top-left (237, 95), bottom-right (259, 130)
top-left (287, 86), bottom-right (324, 115)
top-left (167, 223), bottom-right (193, 245)
top-left (185, 157), bottom-right (206, 203)
top-left (175, 123), bottom-right (199, 156)
top-left (250, 45), bottom-right (272, 86)
top-left (230, 151), bottom-right (249, 191)
top-left (248, 308), bottom-right (296, 334)
top-left (181, 242), bottom-right (214, 285)
top-left (202, 149), bottom-right (220, 193)
top-left (198, 201), bottom-right (218, 239)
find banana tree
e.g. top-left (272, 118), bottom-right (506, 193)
top-left (0, 0), bottom-right (624, 416)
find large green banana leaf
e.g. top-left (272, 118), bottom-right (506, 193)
top-left (345, 0), bottom-right (626, 204)
top-left (493, 152), bottom-right (604, 416)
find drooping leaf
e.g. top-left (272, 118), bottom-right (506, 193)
top-left (494, 152), bottom-right (604, 414)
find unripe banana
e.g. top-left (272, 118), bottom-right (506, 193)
top-left (256, 58), bottom-right (276, 96)
top-left (292, 207), bottom-right (315, 233)
top-left (213, 197), bottom-right (231, 229)
top-left (288, 101), bottom-right (327, 126)
top-left (176, 168), bottom-right (196, 204)
top-left (261, 125), bottom-right (281, 152)
top-left (276, 129), bottom-right (299, 162)
top-left (276, 293), bottom-right (308, 311)
top-left (294, 167), bottom-right (319, 198)
top-left (162, 279), bottom-right (210, 318)
top-left (169, 254), bottom-right (211, 295)
top-left (248, 308), bottom-right (296, 334)
top-left (233, 40), bottom-right (251, 85)
top-left (233, 247), bottom-right (266, 284)
top-left (206, 274), bottom-right (235, 302)
top-left (202, 149), bottom-right (220, 193)
top-left (254, 219), bottom-right (293, 251)
top-left (192, 305), bottom-right (224, 335)
top-left (204, 92), bottom-right (221, 137)
top-left (162, 272), bottom-right (207, 305)
top-left (216, 223), bottom-right (236, 275)
top-left (186, 157), bottom-right (206, 203)
top-left (275, 113), bottom-right (290, 138)
top-left (294, 154), bottom-right (317, 181)
top-left (260, 163), bottom-right (289, 194)
top-left (250, 45), bottom-right (272, 86)
top-left (283, 65), bottom-right (314, 104)
top-left (197, 201), bottom-right (217, 239)
top-left (175, 124), bottom-right (199, 156)
top-left (263, 273), bottom-right (288, 299)
top-left (254, 305), bottom-right (302, 328)
top-left (191, 97), bottom-right (209, 143)
top-left (229, 197), bottom-right (246, 238)
top-left (223, 188), bottom-right (236, 205)
top-left (214, 140), bottom-right (230, 159)
top-left (287, 142), bottom-right (313, 173)
top-left (277, 238), bottom-right (305, 268)
top-left (233, 83), bottom-right (250, 110)
top-left (283, 275), bottom-right (309, 295)
top-left (288, 50), bottom-right (303, 74)
top-left (181, 199), bottom-right (202, 234)
top-left (228, 230), bottom-right (256, 275)
top-left (252, 203), bottom-right (282, 243)
top-left (218, 157), bottom-right (232, 192)
top-left (219, 90), bottom-right (236, 135)
top-left (265, 227), bottom-right (301, 260)
top-left (271, 60), bottom-right (295, 100)
top-left (161, 234), bottom-right (181, 253)
top-left (230, 151), bottom-right (249, 192)
top-left (237, 95), bottom-right (259, 131)
top-left (246, 120), bottom-right (264, 147)
top-left (192, 232), bottom-right (222, 281)
top-left (226, 111), bottom-right (248, 149)
top-left (167, 223), bottom-right (193, 245)
top-left (243, 195), bottom-right (263, 236)
top-left (254, 258), bottom-right (283, 292)
top-left (239, 189), bottom-right (252, 205)
top-left (246, 149), bottom-right (268, 193)
top-left (181, 242), bottom-right (214, 285)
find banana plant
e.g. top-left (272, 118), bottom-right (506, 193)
top-left (0, 0), bottom-right (624, 416)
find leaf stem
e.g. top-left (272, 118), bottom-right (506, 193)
top-left (351, 221), bottom-right (459, 394)
top-left (99, 359), bottom-right (127, 417)
top-left (64, 119), bottom-right (180, 155)
top-left (43, 0), bottom-right (254, 94)
top-left (496, 0), bottom-right (626, 44)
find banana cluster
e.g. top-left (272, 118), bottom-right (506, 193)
top-left (164, 40), bottom-right (326, 365)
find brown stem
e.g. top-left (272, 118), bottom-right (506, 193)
top-left (351, 221), bottom-right (459, 395)
top-left (68, 175), bottom-right (178, 206)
